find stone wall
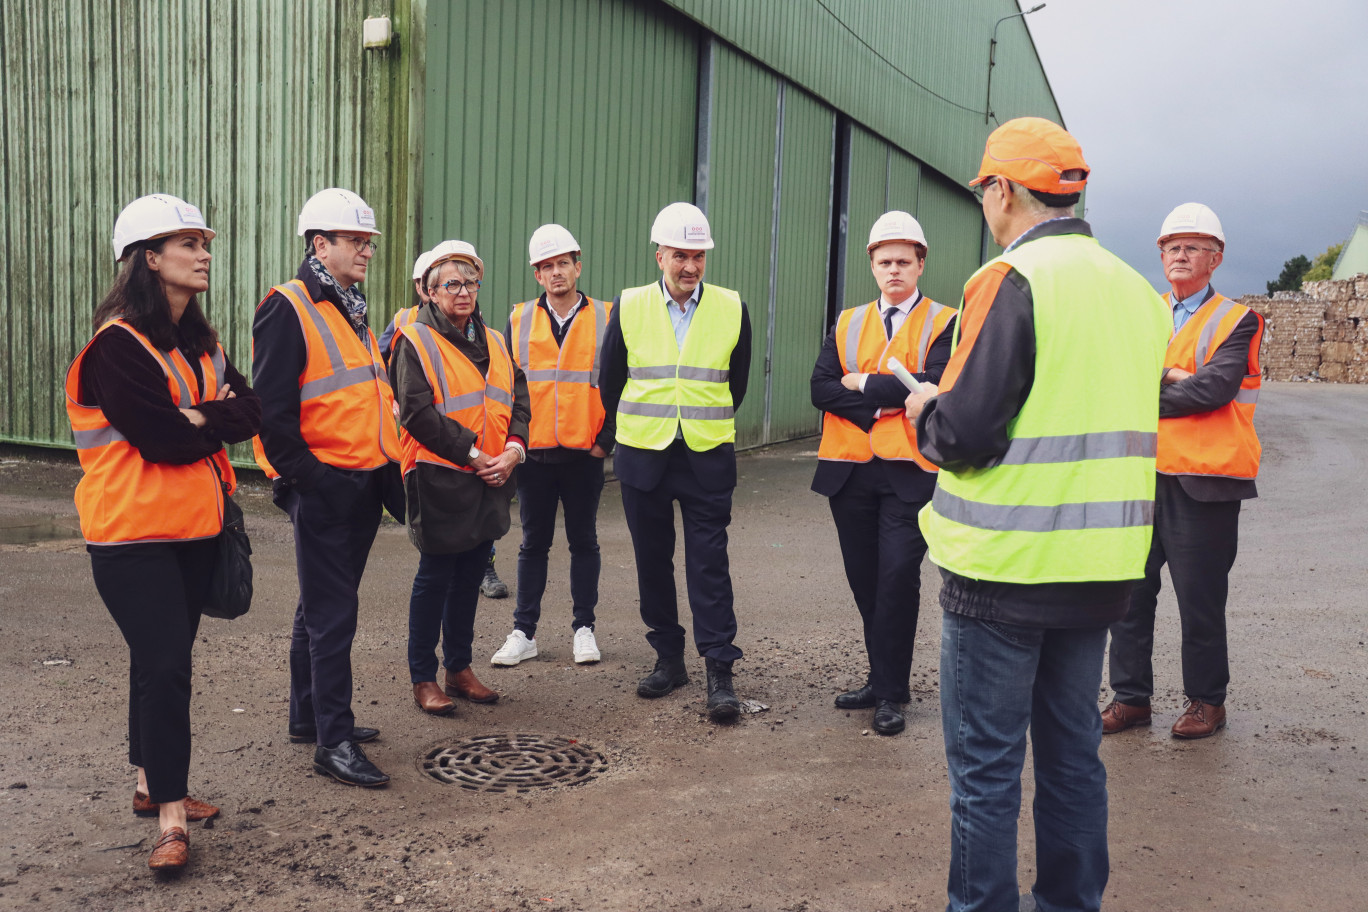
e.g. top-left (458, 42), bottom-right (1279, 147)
top-left (1242, 275), bottom-right (1368, 382)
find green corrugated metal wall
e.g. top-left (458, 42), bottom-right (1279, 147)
top-left (919, 171), bottom-right (991, 307)
top-left (840, 125), bottom-right (894, 315)
top-left (0, 0), bottom-right (415, 462)
top-left (421, 0), bottom-right (698, 334)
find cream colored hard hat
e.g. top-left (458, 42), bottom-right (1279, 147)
top-left (296, 188), bottom-right (380, 237)
top-left (650, 202), bottom-right (714, 250)
top-left (411, 249), bottom-right (437, 282)
top-left (1157, 203), bottom-right (1225, 247)
top-left (112, 194), bottom-right (215, 261)
top-left (528, 224), bottom-right (581, 265)
top-left (867, 210), bottom-right (928, 253)
top-left (427, 239), bottom-right (484, 279)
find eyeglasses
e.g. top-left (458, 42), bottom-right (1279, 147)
top-left (328, 234), bottom-right (379, 253)
top-left (437, 279), bottom-right (482, 296)
top-left (973, 176), bottom-right (998, 200)
top-left (1161, 244), bottom-right (1218, 259)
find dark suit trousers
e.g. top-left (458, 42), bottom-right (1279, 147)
top-left (281, 471), bottom-right (383, 748)
top-left (827, 461), bottom-right (927, 703)
top-left (1109, 473), bottom-right (1240, 706)
top-left (514, 455), bottom-right (604, 637)
top-left (619, 441), bottom-right (742, 662)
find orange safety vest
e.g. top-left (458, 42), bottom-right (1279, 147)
top-left (388, 305), bottom-right (419, 353)
top-left (251, 279), bottom-right (400, 478)
top-left (508, 295), bottom-right (610, 451)
top-left (396, 320), bottom-right (516, 476)
top-left (65, 319), bottom-right (235, 545)
top-left (817, 296), bottom-right (955, 473)
top-left (1156, 292), bottom-right (1263, 479)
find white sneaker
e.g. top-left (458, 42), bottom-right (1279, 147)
top-left (573, 627), bottom-right (601, 664)
top-left (491, 630), bottom-right (538, 666)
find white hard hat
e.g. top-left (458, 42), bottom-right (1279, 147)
top-left (867, 210), bottom-right (928, 253)
top-left (296, 188), bottom-right (381, 237)
top-left (1157, 203), bottom-right (1225, 247)
top-left (528, 223), bottom-right (581, 265)
top-left (427, 239), bottom-right (484, 279)
top-left (650, 202), bottom-right (714, 250)
top-left (412, 249), bottom-right (437, 282)
top-left (112, 194), bottom-right (215, 261)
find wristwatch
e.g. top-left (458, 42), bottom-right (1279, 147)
top-left (468, 444), bottom-right (481, 461)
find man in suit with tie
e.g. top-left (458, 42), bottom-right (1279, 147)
top-left (598, 202), bottom-right (752, 723)
top-left (810, 211), bottom-right (956, 735)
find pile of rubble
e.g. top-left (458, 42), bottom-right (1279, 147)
top-left (1243, 274), bottom-right (1368, 382)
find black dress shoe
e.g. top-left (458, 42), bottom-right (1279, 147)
top-left (289, 724), bottom-right (380, 745)
top-left (705, 658), bottom-right (741, 723)
top-left (834, 683), bottom-right (876, 710)
top-left (313, 741), bottom-right (390, 787)
top-left (637, 654), bottom-right (689, 698)
top-left (872, 700), bottom-right (905, 735)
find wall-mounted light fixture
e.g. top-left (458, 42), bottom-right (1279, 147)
top-left (985, 4), bottom-right (1045, 124)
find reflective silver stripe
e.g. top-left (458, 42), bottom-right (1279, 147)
top-left (163, 349), bottom-right (195, 405)
top-left (680, 405), bottom-right (733, 420)
top-left (618, 401), bottom-right (678, 418)
top-left (629, 365), bottom-right (678, 380)
top-left (526, 368), bottom-right (593, 383)
top-left (1194, 297), bottom-right (1237, 365)
top-left (842, 305), bottom-right (869, 373)
top-left (916, 301), bottom-right (948, 370)
top-left (299, 364), bottom-right (381, 401)
top-left (1234, 388), bottom-right (1259, 405)
top-left (932, 488), bottom-right (1154, 532)
top-left (516, 301), bottom-right (534, 369)
top-left (590, 296), bottom-right (607, 387)
top-left (440, 390), bottom-right (486, 412)
top-left (486, 386), bottom-right (514, 408)
top-left (72, 426), bottom-right (127, 448)
top-left (677, 366), bottom-right (729, 382)
top-left (283, 283), bottom-right (350, 378)
top-left (999, 430), bottom-right (1157, 466)
top-left (411, 324), bottom-right (455, 404)
top-left (210, 346), bottom-right (226, 388)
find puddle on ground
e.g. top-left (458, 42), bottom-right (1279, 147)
top-left (0, 517), bottom-right (82, 545)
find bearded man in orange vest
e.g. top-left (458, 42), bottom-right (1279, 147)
top-left (1101, 203), bottom-right (1263, 740)
top-left (491, 224), bottom-right (614, 668)
top-left (252, 188), bottom-right (405, 788)
top-left (810, 211), bottom-right (956, 736)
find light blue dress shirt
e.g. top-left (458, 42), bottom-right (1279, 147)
top-left (662, 278), bottom-right (702, 350)
top-left (1170, 284), bottom-right (1211, 333)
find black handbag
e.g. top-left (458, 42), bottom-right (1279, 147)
top-left (204, 461), bottom-right (253, 620)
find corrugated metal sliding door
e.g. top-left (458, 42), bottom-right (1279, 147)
top-left (887, 148), bottom-right (921, 219)
top-left (422, 0), bottom-right (698, 333)
top-left (839, 124), bottom-right (890, 315)
top-left (0, 0), bottom-right (413, 461)
top-left (701, 42), bottom-right (833, 447)
top-left (917, 171), bottom-right (984, 306)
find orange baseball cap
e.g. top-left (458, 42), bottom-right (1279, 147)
top-left (970, 117), bottom-right (1089, 195)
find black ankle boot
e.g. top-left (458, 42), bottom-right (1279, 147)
top-left (705, 658), bottom-right (741, 722)
top-left (637, 654), bottom-right (689, 698)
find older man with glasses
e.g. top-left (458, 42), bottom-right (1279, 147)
top-left (1101, 203), bottom-right (1265, 740)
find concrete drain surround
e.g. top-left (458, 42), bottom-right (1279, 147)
top-left (421, 734), bottom-right (607, 793)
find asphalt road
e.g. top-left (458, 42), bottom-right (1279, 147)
top-left (0, 380), bottom-right (1364, 911)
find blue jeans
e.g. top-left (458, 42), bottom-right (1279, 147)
top-left (940, 610), bottom-right (1109, 912)
top-left (407, 542), bottom-right (493, 682)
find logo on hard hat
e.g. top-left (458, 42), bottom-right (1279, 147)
top-left (175, 204), bottom-right (206, 227)
top-left (356, 207), bottom-right (377, 229)
top-left (534, 239), bottom-right (557, 256)
top-left (684, 224), bottom-right (708, 241)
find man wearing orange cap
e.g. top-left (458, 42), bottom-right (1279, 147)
top-left (904, 118), bottom-right (1170, 911)
top-left (1101, 203), bottom-right (1263, 741)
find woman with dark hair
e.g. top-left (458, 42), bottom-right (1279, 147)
top-left (65, 194), bottom-right (261, 871)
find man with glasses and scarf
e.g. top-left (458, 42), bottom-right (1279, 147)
top-left (252, 188), bottom-right (404, 789)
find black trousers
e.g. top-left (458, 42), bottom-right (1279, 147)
top-left (619, 443), bottom-right (742, 662)
top-left (1108, 474), bottom-right (1241, 706)
top-left (827, 461), bottom-right (928, 703)
top-left (89, 538), bottom-right (217, 804)
top-left (280, 470), bottom-right (382, 748)
top-left (514, 455), bottom-right (604, 637)
top-left (407, 541), bottom-right (492, 681)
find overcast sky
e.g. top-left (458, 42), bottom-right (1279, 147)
top-left (1021, 0), bottom-right (1368, 297)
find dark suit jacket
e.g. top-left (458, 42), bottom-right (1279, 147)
top-left (809, 310), bottom-right (955, 503)
top-left (599, 281), bottom-right (752, 493)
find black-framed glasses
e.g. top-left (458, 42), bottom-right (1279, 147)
top-left (973, 176), bottom-right (998, 200)
top-left (327, 234), bottom-right (379, 253)
top-left (438, 279), bottom-right (482, 296)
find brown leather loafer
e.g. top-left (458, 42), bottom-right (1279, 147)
top-left (444, 665), bottom-right (499, 703)
top-left (1171, 698), bottom-right (1226, 739)
top-left (413, 681), bottom-right (456, 715)
top-left (1100, 700), bottom-right (1152, 734)
top-left (148, 826), bottom-right (189, 870)
top-left (133, 792), bottom-right (220, 821)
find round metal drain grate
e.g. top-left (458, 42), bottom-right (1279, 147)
top-left (420, 734), bottom-right (607, 793)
